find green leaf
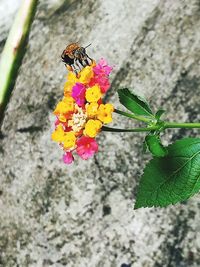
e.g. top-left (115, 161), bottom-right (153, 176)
top-left (135, 138), bottom-right (200, 208)
top-left (145, 135), bottom-right (168, 157)
top-left (142, 140), bottom-right (148, 153)
top-left (155, 109), bottom-right (165, 120)
top-left (118, 88), bottom-right (153, 117)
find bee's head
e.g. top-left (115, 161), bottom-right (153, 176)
top-left (76, 47), bottom-right (85, 54)
top-left (74, 47), bottom-right (86, 59)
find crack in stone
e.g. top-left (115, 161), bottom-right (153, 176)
top-left (17, 126), bottom-right (43, 133)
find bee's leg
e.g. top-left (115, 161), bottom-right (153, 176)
top-left (74, 58), bottom-right (82, 71)
top-left (71, 63), bottom-right (79, 77)
top-left (78, 58), bottom-right (86, 68)
top-left (84, 58), bottom-right (90, 66)
top-left (86, 54), bottom-right (94, 65)
top-left (65, 64), bottom-right (73, 72)
top-left (73, 67), bottom-right (79, 77)
top-left (70, 63), bottom-right (75, 72)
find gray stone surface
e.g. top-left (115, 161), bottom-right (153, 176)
top-left (0, 0), bottom-right (20, 45)
top-left (0, 0), bottom-right (200, 266)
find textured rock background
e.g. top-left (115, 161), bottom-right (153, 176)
top-left (0, 0), bottom-right (200, 266)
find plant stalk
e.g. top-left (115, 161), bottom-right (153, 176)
top-left (102, 122), bottom-right (200, 133)
top-left (102, 126), bottom-right (158, 133)
top-left (164, 122), bottom-right (200, 129)
top-left (114, 108), bottom-right (153, 123)
top-left (0, 0), bottom-right (38, 126)
top-left (114, 109), bottom-right (200, 129)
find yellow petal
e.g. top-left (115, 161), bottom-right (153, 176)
top-left (86, 102), bottom-right (99, 118)
top-left (85, 85), bottom-right (102, 103)
top-left (79, 66), bottom-right (94, 84)
top-left (97, 103), bottom-right (114, 123)
top-left (83, 119), bottom-right (102, 137)
top-left (63, 132), bottom-right (76, 149)
top-left (51, 125), bottom-right (65, 142)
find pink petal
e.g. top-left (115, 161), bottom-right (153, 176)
top-left (55, 118), bottom-right (60, 127)
top-left (63, 152), bottom-right (74, 164)
top-left (72, 83), bottom-right (86, 107)
top-left (93, 58), bottom-right (113, 76)
top-left (76, 136), bottom-right (98, 160)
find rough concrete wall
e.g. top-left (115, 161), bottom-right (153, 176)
top-left (0, 0), bottom-right (20, 45)
top-left (0, 0), bottom-right (200, 266)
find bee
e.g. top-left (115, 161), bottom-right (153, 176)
top-left (61, 42), bottom-right (93, 74)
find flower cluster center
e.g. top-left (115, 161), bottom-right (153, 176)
top-left (69, 105), bottom-right (87, 132)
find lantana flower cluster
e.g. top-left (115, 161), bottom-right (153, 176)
top-left (52, 59), bottom-right (114, 164)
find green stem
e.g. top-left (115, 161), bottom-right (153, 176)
top-left (165, 122), bottom-right (200, 129)
top-left (114, 108), bottom-right (153, 123)
top-left (0, 0), bottom-right (38, 125)
top-left (102, 126), bottom-right (158, 133)
top-left (102, 121), bottom-right (200, 133)
top-left (114, 109), bottom-right (200, 130)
